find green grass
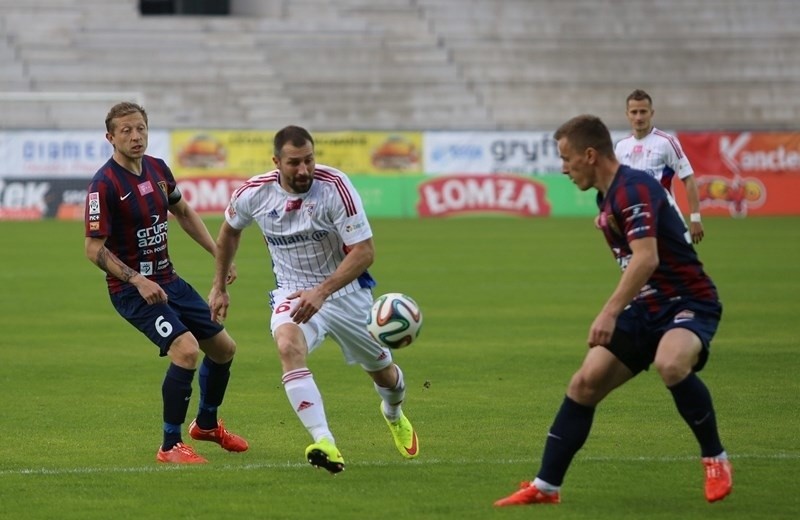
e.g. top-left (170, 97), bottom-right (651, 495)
top-left (0, 216), bottom-right (798, 519)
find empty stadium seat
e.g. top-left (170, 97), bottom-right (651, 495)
top-left (0, 0), bottom-right (798, 130)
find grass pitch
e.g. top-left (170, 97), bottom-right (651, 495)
top-left (0, 216), bottom-right (798, 519)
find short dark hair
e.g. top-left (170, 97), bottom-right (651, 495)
top-left (274, 125), bottom-right (314, 157)
top-left (553, 114), bottom-right (615, 158)
top-left (105, 101), bottom-right (148, 133)
top-left (626, 89), bottom-right (653, 106)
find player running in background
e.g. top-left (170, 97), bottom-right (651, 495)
top-left (84, 102), bottom-right (248, 463)
top-left (495, 114), bottom-right (731, 506)
top-left (208, 125), bottom-right (418, 474)
top-left (614, 89), bottom-right (704, 244)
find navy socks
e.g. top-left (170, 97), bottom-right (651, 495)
top-left (669, 373), bottom-right (724, 457)
top-left (161, 363), bottom-right (195, 450)
top-left (196, 356), bottom-right (232, 430)
top-left (537, 396), bottom-right (595, 486)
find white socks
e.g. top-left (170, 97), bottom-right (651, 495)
top-left (533, 478), bottom-right (560, 494)
top-left (282, 368), bottom-right (333, 443)
top-left (375, 365), bottom-right (406, 422)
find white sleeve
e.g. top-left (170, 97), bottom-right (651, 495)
top-left (225, 186), bottom-right (254, 230)
top-left (332, 175), bottom-right (372, 246)
top-left (669, 137), bottom-right (695, 180)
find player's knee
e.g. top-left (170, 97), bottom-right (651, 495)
top-left (217, 332), bottom-right (236, 358)
top-left (653, 358), bottom-right (692, 386)
top-left (567, 370), bottom-right (605, 405)
top-left (656, 329), bottom-right (702, 381)
top-left (169, 333), bottom-right (201, 368)
top-left (198, 331), bottom-right (237, 363)
top-left (276, 337), bottom-right (306, 365)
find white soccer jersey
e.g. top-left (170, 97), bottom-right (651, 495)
top-left (225, 165), bottom-right (374, 299)
top-left (614, 127), bottom-right (694, 192)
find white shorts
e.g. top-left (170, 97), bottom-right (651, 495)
top-left (269, 288), bottom-right (393, 371)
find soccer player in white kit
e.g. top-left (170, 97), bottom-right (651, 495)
top-left (614, 89), bottom-right (705, 244)
top-left (208, 125), bottom-right (418, 474)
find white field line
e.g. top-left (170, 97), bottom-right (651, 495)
top-left (1, 452), bottom-right (798, 477)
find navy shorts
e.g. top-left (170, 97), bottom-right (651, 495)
top-left (110, 277), bottom-right (224, 356)
top-left (608, 298), bottom-right (722, 374)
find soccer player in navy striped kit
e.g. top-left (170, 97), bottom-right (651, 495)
top-left (495, 114), bottom-right (732, 506)
top-left (84, 102), bottom-right (248, 463)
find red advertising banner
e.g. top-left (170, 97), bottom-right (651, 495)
top-left (417, 174), bottom-right (552, 217)
top-left (677, 132), bottom-right (800, 216)
top-left (176, 176), bottom-right (246, 214)
top-left (0, 176), bottom-right (247, 221)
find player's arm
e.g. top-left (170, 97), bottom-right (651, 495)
top-left (320, 238), bottom-right (375, 297)
top-left (588, 236), bottom-right (659, 347)
top-left (208, 220), bottom-right (243, 323)
top-left (84, 236), bottom-right (167, 304)
top-left (289, 238), bottom-right (375, 324)
top-left (669, 137), bottom-right (704, 244)
top-left (682, 174), bottom-right (704, 244)
top-left (169, 197), bottom-right (237, 283)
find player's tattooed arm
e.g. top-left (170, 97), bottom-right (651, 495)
top-left (96, 246), bottom-right (140, 282)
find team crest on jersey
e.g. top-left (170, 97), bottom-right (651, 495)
top-left (285, 198), bottom-right (302, 211)
top-left (138, 181), bottom-right (154, 196)
top-left (158, 181), bottom-right (168, 197)
top-left (88, 192), bottom-right (100, 215)
top-left (305, 201), bottom-right (316, 216)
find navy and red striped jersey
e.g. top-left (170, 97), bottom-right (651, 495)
top-left (85, 155), bottom-right (178, 293)
top-left (597, 165), bottom-right (718, 309)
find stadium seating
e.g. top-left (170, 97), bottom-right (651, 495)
top-left (1, 0), bottom-right (798, 130)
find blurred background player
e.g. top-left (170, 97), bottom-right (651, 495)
top-left (495, 114), bottom-right (731, 506)
top-left (208, 125), bottom-right (418, 474)
top-left (84, 102), bottom-right (248, 463)
top-left (615, 89), bottom-right (705, 244)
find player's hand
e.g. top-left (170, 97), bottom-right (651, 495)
top-left (593, 214), bottom-right (602, 229)
top-left (208, 286), bottom-right (230, 323)
top-left (132, 274), bottom-right (168, 305)
top-left (690, 222), bottom-right (704, 244)
top-left (587, 311), bottom-right (616, 347)
top-left (287, 288), bottom-right (325, 324)
top-left (226, 263), bottom-right (238, 285)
